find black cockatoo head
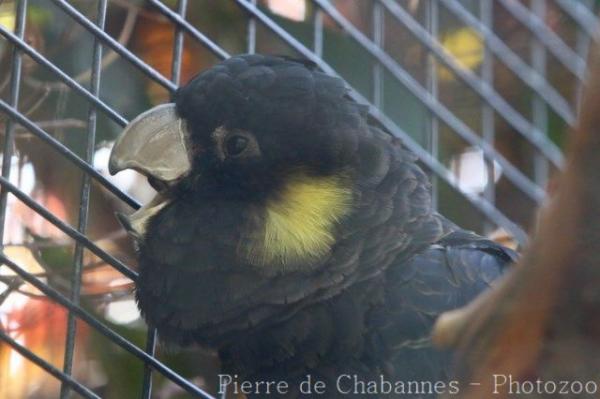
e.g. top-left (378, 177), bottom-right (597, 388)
top-left (109, 54), bottom-right (436, 346)
top-left (110, 55), bottom-right (368, 270)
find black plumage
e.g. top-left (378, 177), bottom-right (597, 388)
top-left (112, 54), bottom-right (516, 398)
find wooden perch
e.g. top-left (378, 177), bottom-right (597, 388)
top-left (432, 37), bottom-right (600, 398)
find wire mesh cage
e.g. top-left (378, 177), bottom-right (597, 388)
top-left (0, 0), bottom-right (598, 398)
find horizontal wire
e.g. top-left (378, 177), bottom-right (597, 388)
top-left (0, 253), bottom-right (215, 399)
top-left (0, 0), bottom-right (537, 241)
top-left (4, 0), bottom-right (584, 395)
top-left (380, 0), bottom-right (563, 168)
top-left (554, 0), bottom-right (599, 38)
top-left (0, 330), bottom-right (101, 399)
top-left (311, 0), bottom-right (545, 204)
top-left (149, 0), bottom-right (551, 210)
top-left (499, 0), bottom-right (586, 79)
top-left (0, 26), bottom-right (127, 127)
top-left (0, 175), bottom-right (138, 280)
top-left (233, 0), bottom-right (529, 245)
top-left (51, 0), bottom-right (177, 92)
top-left (366, 102), bottom-right (529, 246)
top-left (0, 100), bottom-right (140, 209)
top-left (441, 0), bottom-right (575, 124)
top-left (148, 0), bottom-right (230, 60)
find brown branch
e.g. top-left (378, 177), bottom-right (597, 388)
top-left (72, 4), bottom-right (139, 84)
top-left (433, 36), bottom-right (600, 398)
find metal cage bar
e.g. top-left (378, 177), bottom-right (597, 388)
top-left (0, 26), bottom-right (129, 126)
top-left (313, 0), bottom-right (545, 203)
top-left (380, 0), bottom-right (564, 168)
top-left (231, 0), bottom-right (530, 242)
top-left (442, 0), bottom-right (575, 124)
top-left (60, 2), bottom-right (107, 397)
top-left (554, 0), bottom-right (599, 38)
top-left (51, 0), bottom-right (177, 91)
top-left (247, 0), bottom-right (257, 54)
top-left (0, 249), bottom-right (213, 398)
top-left (481, 0), bottom-right (496, 235)
top-left (0, 1), bottom-right (597, 397)
top-left (0, 98), bottom-right (138, 208)
top-left (501, 0), bottom-right (586, 80)
top-left (0, 329), bottom-right (101, 399)
top-left (0, 174), bottom-right (136, 280)
top-left (424, 0), bottom-right (440, 210)
top-left (531, 0), bottom-right (551, 192)
top-left (0, 0), bottom-right (27, 244)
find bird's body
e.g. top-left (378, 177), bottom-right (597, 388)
top-left (110, 54), bottom-right (515, 398)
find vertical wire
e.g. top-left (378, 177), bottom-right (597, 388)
top-left (372, 2), bottom-right (384, 109)
top-left (481, 0), bottom-right (496, 234)
top-left (220, 379), bottom-right (228, 399)
top-left (574, 0), bottom-right (593, 114)
top-left (531, 0), bottom-right (549, 191)
top-left (425, 0), bottom-right (439, 210)
top-left (140, 328), bottom-right (157, 399)
top-left (314, 8), bottom-right (324, 57)
top-left (141, 2), bottom-right (188, 397)
top-left (60, 1), bottom-right (107, 397)
top-left (171, 0), bottom-right (188, 86)
top-left (247, 0), bottom-right (257, 54)
top-left (0, 0), bottom-right (28, 246)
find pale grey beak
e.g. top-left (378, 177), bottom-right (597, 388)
top-left (109, 103), bottom-right (191, 180)
top-left (109, 103), bottom-right (192, 239)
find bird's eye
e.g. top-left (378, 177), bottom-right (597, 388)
top-left (225, 135), bottom-right (248, 157)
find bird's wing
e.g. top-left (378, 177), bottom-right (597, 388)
top-left (366, 230), bottom-right (516, 383)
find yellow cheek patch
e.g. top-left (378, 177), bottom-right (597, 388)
top-left (249, 173), bottom-right (353, 267)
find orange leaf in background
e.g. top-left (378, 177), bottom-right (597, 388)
top-left (0, 246), bottom-right (92, 399)
top-left (133, 9), bottom-right (208, 104)
top-left (0, 297), bottom-right (90, 399)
